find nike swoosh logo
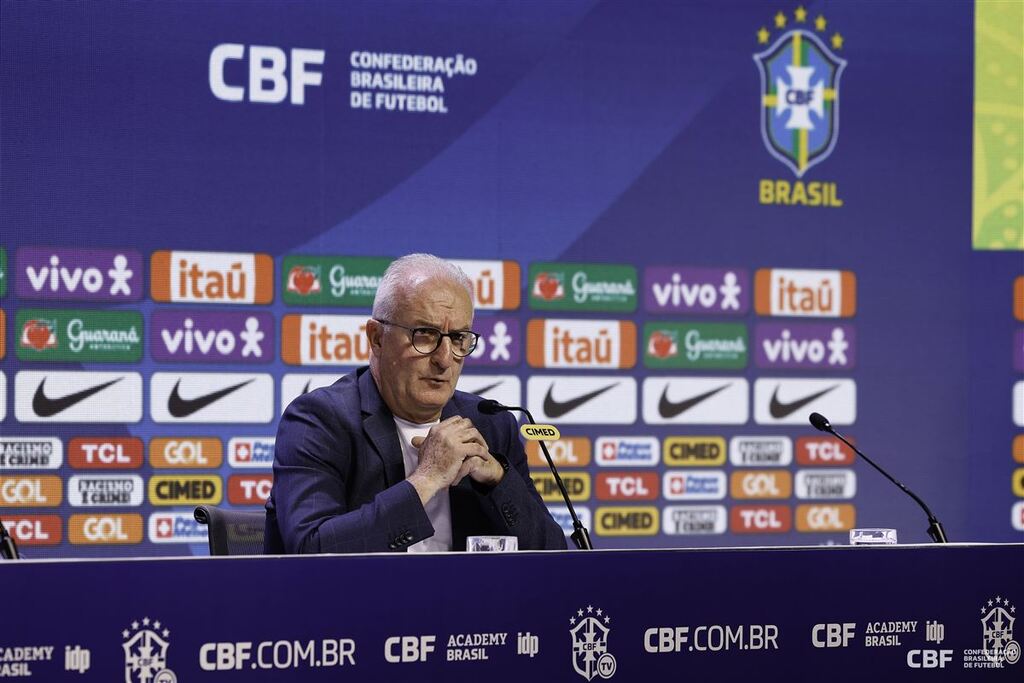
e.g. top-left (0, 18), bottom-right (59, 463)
top-left (658, 383), bottom-right (731, 418)
top-left (543, 383), bottom-right (618, 418)
top-left (33, 377), bottom-right (124, 417)
top-left (769, 384), bottom-right (839, 418)
top-left (468, 381), bottom-right (503, 396)
top-left (168, 378), bottom-right (254, 418)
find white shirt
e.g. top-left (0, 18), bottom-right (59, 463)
top-left (393, 416), bottom-right (453, 552)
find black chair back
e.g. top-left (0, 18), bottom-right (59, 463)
top-left (194, 505), bottom-right (266, 556)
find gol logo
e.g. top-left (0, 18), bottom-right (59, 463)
top-left (754, 268), bottom-right (856, 318)
top-left (281, 314), bottom-right (370, 365)
top-left (228, 474), bottom-right (274, 505)
top-left (1014, 435), bottom-right (1024, 464)
top-left (69, 513), bottom-right (143, 544)
top-left (150, 250), bottom-right (273, 304)
top-left (730, 470), bottom-right (793, 499)
top-left (663, 437), bottom-right (726, 466)
top-left (796, 504), bottom-right (856, 532)
top-left (0, 476), bottom-right (62, 507)
top-left (148, 475), bottom-right (222, 505)
top-left (149, 438), bottom-right (223, 468)
top-left (0, 515), bottom-right (61, 545)
top-left (530, 472), bottom-right (590, 502)
top-left (1013, 468), bottom-right (1024, 498)
top-left (796, 436), bottom-right (855, 466)
top-left (69, 437), bottom-right (144, 469)
top-left (730, 505), bottom-right (792, 533)
top-left (526, 319), bottom-right (637, 369)
top-left (1015, 276), bottom-right (1024, 321)
top-left (596, 472), bottom-right (659, 501)
top-left (526, 437), bottom-right (591, 468)
top-left (595, 506), bottom-right (659, 536)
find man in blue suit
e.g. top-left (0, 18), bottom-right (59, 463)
top-left (265, 254), bottom-right (566, 553)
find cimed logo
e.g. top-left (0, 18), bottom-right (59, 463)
top-left (754, 7), bottom-right (847, 177)
top-left (569, 604), bottom-right (616, 680)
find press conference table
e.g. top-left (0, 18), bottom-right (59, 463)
top-left (5, 543), bottom-right (1023, 681)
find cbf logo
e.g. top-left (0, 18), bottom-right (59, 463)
top-left (980, 596), bottom-right (1020, 665)
top-left (122, 617), bottom-right (177, 683)
top-left (754, 7), bottom-right (846, 177)
top-left (569, 605), bottom-right (616, 680)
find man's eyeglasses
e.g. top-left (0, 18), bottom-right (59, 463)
top-left (374, 319), bottom-right (480, 357)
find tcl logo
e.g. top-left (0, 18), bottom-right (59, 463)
top-left (796, 436), bottom-right (854, 466)
top-left (595, 472), bottom-right (658, 501)
top-left (150, 438), bottom-right (223, 469)
top-left (228, 474), bottom-right (273, 505)
top-left (812, 623), bottom-right (855, 648)
top-left (526, 437), bottom-right (590, 468)
top-left (729, 471), bottom-right (792, 499)
top-left (209, 44), bottom-right (324, 105)
top-left (0, 515), bottom-right (61, 545)
top-left (69, 514), bottom-right (143, 544)
top-left (730, 505), bottom-right (792, 533)
top-left (69, 437), bottom-right (144, 469)
top-left (0, 476), bottom-right (62, 506)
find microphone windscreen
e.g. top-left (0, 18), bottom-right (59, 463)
top-left (477, 398), bottom-right (504, 415)
top-left (809, 412), bottom-right (831, 432)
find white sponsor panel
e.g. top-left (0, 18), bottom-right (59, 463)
top-left (754, 378), bottom-right (856, 425)
top-left (1014, 381), bottom-right (1024, 427)
top-left (662, 470), bottom-right (727, 501)
top-left (642, 376), bottom-right (748, 425)
top-left (166, 251), bottom-right (259, 303)
top-left (729, 436), bottom-right (793, 466)
top-left (0, 372), bottom-right (5, 421)
top-left (15, 371), bottom-right (143, 423)
top-left (148, 511), bottom-right (209, 543)
top-left (449, 259), bottom-right (509, 311)
top-left (1012, 501), bottom-right (1024, 532)
top-left (537, 319), bottom-right (624, 369)
top-left (595, 436), bottom-right (659, 467)
top-left (527, 376), bottom-right (637, 424)
top-left (68, 474), bottom-right (145, 507)
top-left (0, 437), bottom-right (63, 469)
top-left (662, 505), bottom-right (728, 534)
top-left (150, 372), bottom-right (273, 423)
top-left (457, 374), bottom-right (521, 410)
top-left (228, 437), bottom-right (276, 468)
top-left (795, 469), bottom-right (857, 499)
top-left (546, 505), bottom-right (592, 537)
top-left (280, 373), bottom-right (343, 413)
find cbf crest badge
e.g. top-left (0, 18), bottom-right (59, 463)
top-left (754, 8), bottom-right (847, 177)
top-left (569, 605), bottom-right (616, 680)
top-left (122, 617), bottom-right (177, 683)
top-left (979, 596), bottom-right (1020, 665)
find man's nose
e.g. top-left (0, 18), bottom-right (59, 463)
top-left (430, 336), bottom-right (454, 368)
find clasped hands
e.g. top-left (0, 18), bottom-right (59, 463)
top-left (407, 416), bottom-right (505, 505)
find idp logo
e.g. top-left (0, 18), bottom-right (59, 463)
top-left (148, 512), bottom-right (209, 543)
top-left (69, 514), bottom-right (143, 544)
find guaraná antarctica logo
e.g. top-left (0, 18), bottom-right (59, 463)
top-left (569, 604), bottom-right (616, 680)
top-left (754, 6), bottom-right (846, 177)
top-left (122, 617), bottom-right (177, 683)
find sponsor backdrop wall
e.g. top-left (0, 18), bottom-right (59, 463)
top-left (0, 0), bottom-right (1021, 558)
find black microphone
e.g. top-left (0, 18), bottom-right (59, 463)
top-left (478, 399), bottom-right (593, 550)
top-left (0, 519), bottom-right (20, 560)
top-left (808, 412), bottom-right (948, 543)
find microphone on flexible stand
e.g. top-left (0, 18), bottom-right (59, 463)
top-left (808, 412), bottom-right (948, 543)
top-left (478, 398), bottom-right (593, 550)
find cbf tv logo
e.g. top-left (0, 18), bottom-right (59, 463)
top-left (569, 605), bottom-right (616, 680)
top-left (122, 617), bottom-right (177, 683)
top-left (755, 7), bottom-right (846, 177)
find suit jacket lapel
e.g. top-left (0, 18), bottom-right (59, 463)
top-left (358, 368), bottom-right (405, 487)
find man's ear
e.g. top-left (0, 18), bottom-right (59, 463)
top-left (366, 318), bottom-right (383, 352)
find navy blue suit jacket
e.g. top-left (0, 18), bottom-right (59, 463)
top-left (264, 367), bottom-right (567, 553)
